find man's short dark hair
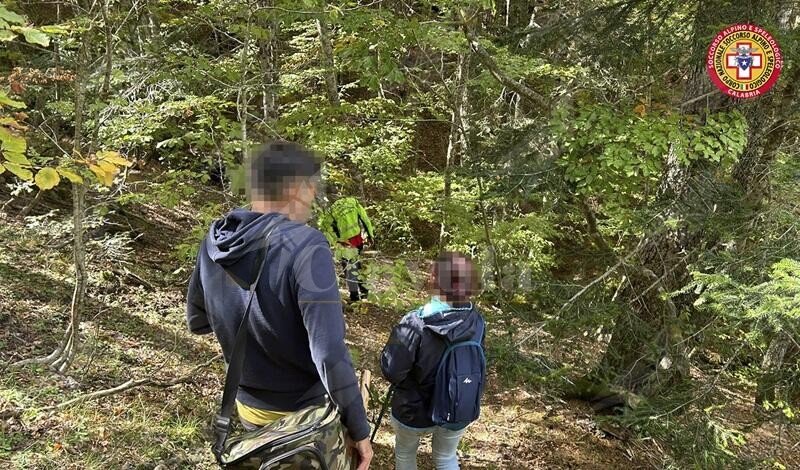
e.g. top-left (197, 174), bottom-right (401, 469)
top-left (248, 141), bottom-right (321, 200)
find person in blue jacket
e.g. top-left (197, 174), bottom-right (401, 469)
top-left (185, 141), bottom-right (373, 470)
top-left (380, 252), bottom-right (485, 470)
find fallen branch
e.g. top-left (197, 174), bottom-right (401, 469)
top-left (19, 190), bottom-right (44, 218)
top-left (46, 354), bottom-right (221, 410)
top-left (111, 267), bottom-right (155, 291)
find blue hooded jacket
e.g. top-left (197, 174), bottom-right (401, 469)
top-left (381, 300), bottom-right (486, 429)
top-left (186, 209), bottom-right (370, 441)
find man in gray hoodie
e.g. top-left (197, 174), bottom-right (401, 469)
top-left (186, 141), bottom-right (373, 469)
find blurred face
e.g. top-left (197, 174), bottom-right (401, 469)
top-left (430, 255), bottom-right (471, 302)
top-left (283, 176), bottom-right (319, 222)
top-left (250, 175), bottom-right (319, 222)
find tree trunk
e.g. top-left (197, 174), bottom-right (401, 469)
top-left (19, 190), bottom-right (43, 218)
top-left (258, 4), bottom-right (278, 122)
top-left (13, 2), bottom-right (99, 373)
top-left (476, 175), bottom-right (503, 294)
top-left (51, 1), bottom-right (103, 373)
top-left (50, 182), bottom-right (87, 373)
top-left (238, 11), bottom-right (252, 159)
top-left (739, 1), bottom-right (800, 404)
top-left (588, 0), bottom-right (734, 403)
top-left (316, 14), bottom-right (340, 106)
top-left (755, 331), bottom-right (794, 407)
top-left (592, 1), bottom-right (800, 404)
top-left (732, 1), bottom-right (798, 200)
top-left (439, 53), bottom-right (469, 250)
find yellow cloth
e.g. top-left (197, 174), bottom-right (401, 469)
top-left (236, 400), bottom-right (290, 426)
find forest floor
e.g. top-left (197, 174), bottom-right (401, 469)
top-left (0, 204), bottom-right (651, 469)
top-left (0, 203), bottom-right (794, 469)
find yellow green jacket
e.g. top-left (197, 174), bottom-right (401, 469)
top-left (319, 197), bottom-right (375, 244)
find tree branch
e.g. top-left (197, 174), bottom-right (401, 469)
top-left (46, 354), bottom-right (222, 410)
top-left (462, 24), bottom-right (551, 112)
top-left (560, 238), bottom-right (645, 312)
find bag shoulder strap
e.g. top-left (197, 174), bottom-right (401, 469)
top-left (212, 218), bottom-right (286, 463)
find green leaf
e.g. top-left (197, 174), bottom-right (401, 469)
top-left (0, 6), bottom-right (26, 25)
top-left (0, 30), bottom-right (15, 42)
top-left (57, 168), bottom-right (84, 184)
top-left (2, 151), bottom-right (29, 165)
top-left (0, 90), bottom-right (26, 109)
top-left (12, 27), bottom-right (49, 46)
top-left (3, 161), bottom-right (32, 180)
top-left (34, 167), bottom-right (60, 190)
top-left (0, 127), bottom-right (27, 153)
top-left (0, 163), bottom-right (5, 175)
top-left (39, 25), bottom-right (69, 35)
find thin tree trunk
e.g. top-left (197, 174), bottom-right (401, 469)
top-left (19, 190), bottom-right (43, 218)
top-left (756, 331), bottom-right (793, 407)
top-left (238, 9), bottom-right (252, 159)
top-left (258, 0), bottom-right (278, 121)
top-left (51, 0), bottom-right (108, 373)
top-left (439, 53), bottom-right (469, 251)
top-left (477, 176), bottom-right (503, 293)
top-left (13, 2), bottom-right (99, 373)
top-left (316, 14), bottom-right (340, 106)
top-left (462, 18), bottom-right (550, 113)
top-left (51, 182), bottom-right (87, 373)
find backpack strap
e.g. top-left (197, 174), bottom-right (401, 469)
top-left (474, 316), bottom-right (485, 344)
top-left (212, 218), bottom-right (285, 464)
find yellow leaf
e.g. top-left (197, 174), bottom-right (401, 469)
top-left (57, 168), bottom-right (83, 184)
top-left (3, 161), bottom-right (32, 180)
top-left (97, 160), bottom-right (118, 175)
top-left (0, 90), bottom-right (25, 109)
top-left (88, 164), bottom-right (113, 186)
top-left (34, 167), bottom-right (60, 190)
top-left (96, 150), bottom-right (132, 167)
top-left (0, 163), bottom-right (5, 174)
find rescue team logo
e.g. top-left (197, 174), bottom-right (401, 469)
top-left (707, 24), bottom-right (783, 99)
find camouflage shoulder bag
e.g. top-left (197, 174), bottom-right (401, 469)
top-left (211, 220), bottom-right (355, 470)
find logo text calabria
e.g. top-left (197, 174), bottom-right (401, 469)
top-left (706, 24), bottom-right (783, 99)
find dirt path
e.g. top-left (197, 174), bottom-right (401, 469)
top-left (0, 213), bottom-right (651, 469)
top-left (345, 303), bottom-right (651, 469)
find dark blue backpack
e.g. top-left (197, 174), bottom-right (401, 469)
top-left (430, 317), bottom-right (486, 430)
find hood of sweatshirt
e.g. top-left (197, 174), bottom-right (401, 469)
top-left (420, 305), bottom-right (482, 343)
top-left (205, 209), bottom-right (288, 288)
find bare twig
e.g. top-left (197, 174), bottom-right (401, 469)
top-left (47, 354), bottom-right (222, 410)
top-left (560, 238), bottom-right (646, 313)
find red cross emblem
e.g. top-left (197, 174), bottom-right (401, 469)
top-left (725, 41), bottom-right (763, 80)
